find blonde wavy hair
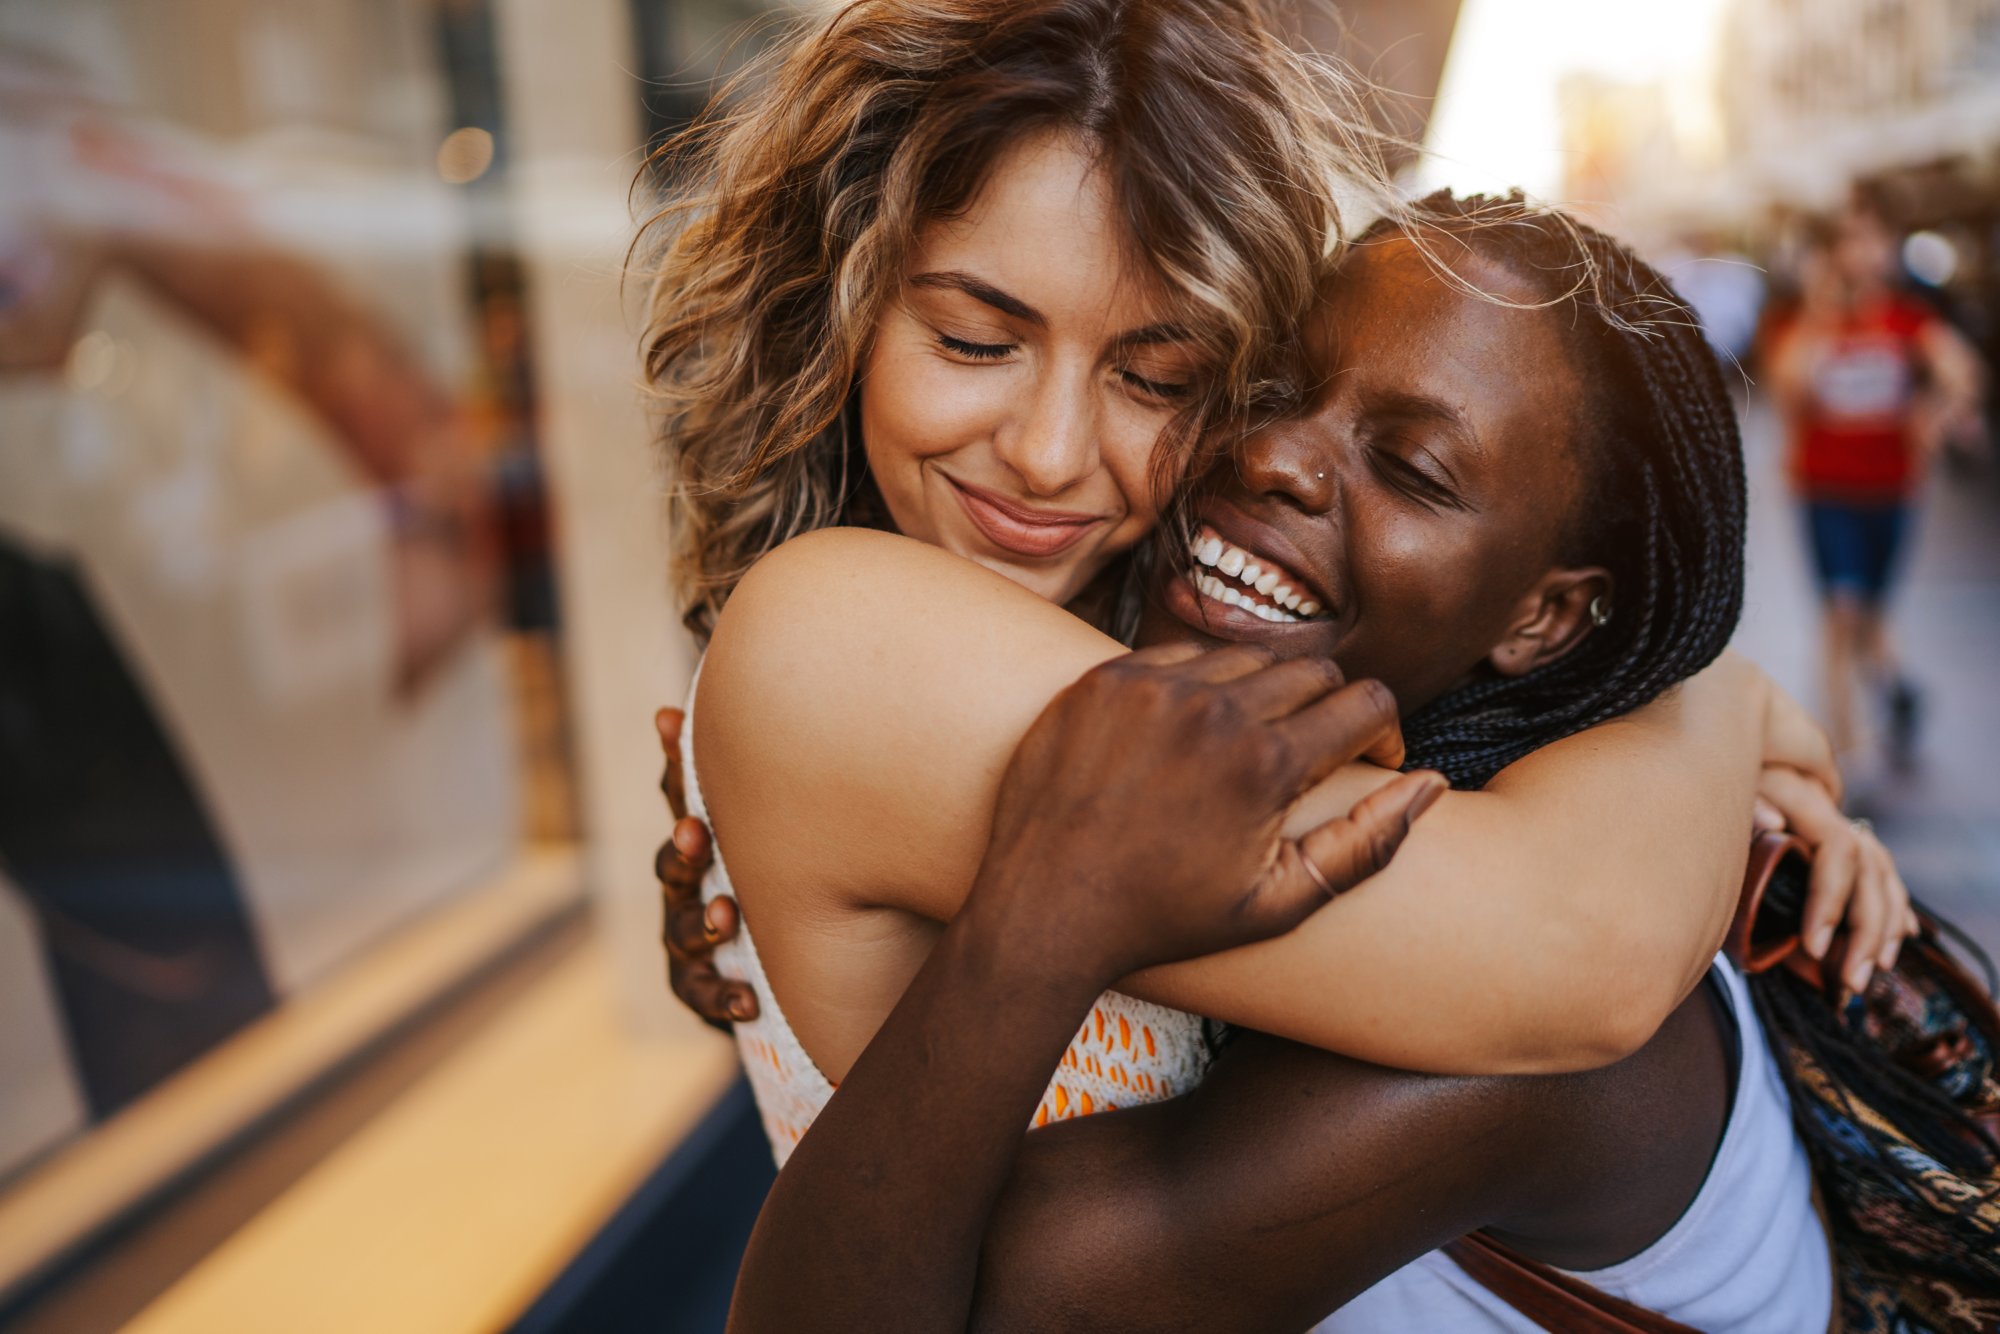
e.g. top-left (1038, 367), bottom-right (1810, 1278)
top-left (637, 0), bottom-right (1396, 640)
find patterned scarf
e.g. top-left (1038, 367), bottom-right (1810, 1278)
top-left (1743, 848), bottom-right (2000, 1333)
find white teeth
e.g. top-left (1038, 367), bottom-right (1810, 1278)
top-left (1184, 528), bottom-right (1314, 623)
top-left (1189, 569), bottom-right (1301, 624)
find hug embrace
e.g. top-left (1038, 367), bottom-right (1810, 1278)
top-left (638, 1), bottom-right (2000, 1329)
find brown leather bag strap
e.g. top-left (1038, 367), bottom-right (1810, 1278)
top-left (1442, 1233), bottom-right (1702, 1334)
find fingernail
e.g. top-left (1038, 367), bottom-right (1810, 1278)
top-left (1806, 924), bottom-right (1834, 958)
top-left (1406, 774), bottom-right (1448, 822)
top-left (703, 902), bottom-right (723, 938)
top-left (1846, 959), bottom-right (1874, 994)
top-left (729, 994), bottom-right (755, 1022)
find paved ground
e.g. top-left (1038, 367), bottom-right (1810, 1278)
top-left (1730, 395), bottom-right (2000, 960)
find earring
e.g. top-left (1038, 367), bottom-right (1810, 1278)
top-left (1589, 595), bottom-right (1612, 628)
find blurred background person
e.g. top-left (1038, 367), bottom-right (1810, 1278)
top-left (0, 39), bottom-right (503, 1119)
top-left (1766, 204), bottom-right (1984, 766)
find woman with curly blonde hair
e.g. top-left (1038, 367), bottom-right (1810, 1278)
top-left (640, 0), bottom-right (1388, 642)
top-left (640, 0), bottom-right (1898, 1196)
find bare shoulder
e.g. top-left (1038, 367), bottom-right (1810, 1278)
top-left (701, 527), bottom-right (1109, 746)
top-left (696, 528), bottom-right (1123, 912)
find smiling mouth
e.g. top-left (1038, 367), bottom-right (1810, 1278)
top-left (947, 477), bottom-right (1106, 559)
top-left (1185, 525), bottom-right (1326, 624)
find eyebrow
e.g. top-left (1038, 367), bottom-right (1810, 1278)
top-left (909, 271), bottom-right (1043, 326)
top-left (908, 270), bottom-right (1194, 347)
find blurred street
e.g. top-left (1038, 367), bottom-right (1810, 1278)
top-left (1732, 394), bottom-right (2000, 958)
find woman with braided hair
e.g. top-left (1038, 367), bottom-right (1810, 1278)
top-left (665, 193), bottom-right (1912, 1330)
top-left (650, 0), bottom-right (1899, 1114)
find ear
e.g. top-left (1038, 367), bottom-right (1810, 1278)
top-left (1485, 567), bottom-right (1614, 678)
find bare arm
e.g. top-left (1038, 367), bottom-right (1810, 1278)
top-left (701, 528), bottom-right (1770, 1074)
top-left (728, 644), bottom-right (1443, 1333)
top-left (1915, 318), bottom-right (1985, 463)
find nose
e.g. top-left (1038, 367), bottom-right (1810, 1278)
top-left (1234, 420), bottom-right (1338, 514)
top-left (992, 368), bottom-right (1101, 498)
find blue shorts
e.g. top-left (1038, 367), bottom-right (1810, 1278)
top-left (1804, 501), bottom-right (1911, 603)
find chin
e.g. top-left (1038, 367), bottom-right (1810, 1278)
top-left (959, 549), bottom-right (1084, 607)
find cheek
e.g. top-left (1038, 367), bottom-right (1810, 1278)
top-left (1098, 409), bottom-right (1172, 533)
top-left (1337, 509), bottom-right (1493, 684)
top-left (859, 335), bottom-right (1008, 530)
top-left (1357, 511), bottom-right (1477, 620)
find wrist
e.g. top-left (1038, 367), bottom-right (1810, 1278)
top-left (956, 861), bottom-right (1127, 1010)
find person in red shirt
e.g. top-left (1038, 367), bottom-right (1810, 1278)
top-left (1769, 206), bottom-right (1982, 765)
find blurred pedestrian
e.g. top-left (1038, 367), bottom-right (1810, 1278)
top-left (0, 41), bottom-right (496, 1120)
top-left (1767, 206), bottom-right (1983, 766)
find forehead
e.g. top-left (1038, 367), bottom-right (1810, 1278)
top-left (909, 130), bottom-right (1168, 322)
top-left (1308, 235), bottom-right (1584, 438)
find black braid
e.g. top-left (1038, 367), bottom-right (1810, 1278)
top-left (1370, 192), bottom-right (1747, 790)
top-left (1383, 194), bottom-right (2000, 1235)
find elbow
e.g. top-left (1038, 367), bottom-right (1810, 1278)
top-left (1561, 990), bottom-right (1676, 1070)
top-left (1501, 923), bottom-right (1688, 1074)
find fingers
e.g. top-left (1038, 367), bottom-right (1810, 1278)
top-left (1168, 642), bottom-right (1278, 685)
top-left (1278, 770), bottom-right (1447, 908)
top-left (655, 816), bottom-right (750, 1025)
top-left (1756, 766), bottom-right (1912, 988)
top-left (1229, 656), bottom-right (1345, 723)
top-left (1865, 833), bottom-right (1913, 972)
top-left (1758, 766), bottom-right (1849, 960)
top-left (674, 957), bottom-right (760, 1026)
top-left (1762, 684), bottom-right (1842, 802)
top-left (1800, 827), bottom-right (1858, 965)
top-left (1121, 642), bottom-right (1209, 671)
top-left (663, 887), bottom-right (739, 956)
top-left (655, 817), bottom-right (713, 908)
top-left (658, 706), bottom-right (689, 819)
top-left (673, 815), bottom-right (712, 868)
top-left (1838, 837), bottom-right (1890, 994)
top-left (1277, 678), bottom-right (1406, 783)
top-left (662, 886), bottom-right (755, 1025)
top-left (1753, 796), bottom-right (1786, 833)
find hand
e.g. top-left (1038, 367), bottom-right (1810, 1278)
top-left (385, 447), bottom-right (499, 698)
top-left (1756, 670), bottom-right (1841, 801)
top-left (654, 707), bottom-right (757, 1028)
top-left (971, 644), bottom-right (1448, 985)
top-left (1756, 765), bottom-right (1917, 993)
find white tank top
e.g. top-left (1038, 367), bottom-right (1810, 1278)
top-left (682, 662), bottom-right (1213, 1166)
top-left (1320, 959), bottom-right (1833, 1332)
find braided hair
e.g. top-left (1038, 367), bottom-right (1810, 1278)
top-left (1385, 196), bottom-right (2000, 1274)
top-left (1373, 192), bottom-right (1747, 790)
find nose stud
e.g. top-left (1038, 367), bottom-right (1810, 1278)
top-left (1316, 472), bottom-right (1324, 480)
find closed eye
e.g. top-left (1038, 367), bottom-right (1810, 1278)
top-left (937, 333), bottom-right (1014, 361)
top-left (1120, 369), bottom-right (1191, 401)
top-left (1371, 449), bottom-right (1464, 510)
